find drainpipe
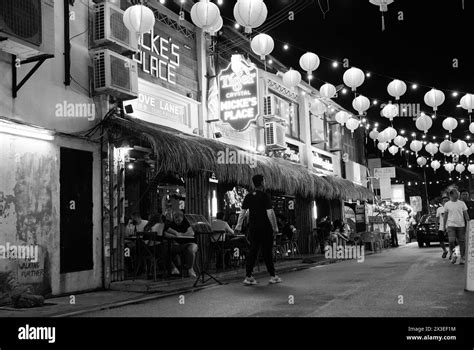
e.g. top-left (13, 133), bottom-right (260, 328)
top-left (64, 0), bottom-right (71, 86)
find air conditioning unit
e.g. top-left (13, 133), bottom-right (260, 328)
top-left (265, 122), bottom-right (286, 150)
top-left (92, 2), bottom-right (138, 56)
top-left (93, 49), bottom-right (138, 100)
top-left (0, 0), bottom-right (55, 59)
top-left (263, 95), bottom-right (287, 123)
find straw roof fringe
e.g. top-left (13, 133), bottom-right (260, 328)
top-left (109, 116), bottom-right (374, 202)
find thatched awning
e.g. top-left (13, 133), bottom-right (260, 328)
top-left (107, 115), bottom-right (373, 201)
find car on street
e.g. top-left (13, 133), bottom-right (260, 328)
top-left (416, 214), bottom-right (447, 248)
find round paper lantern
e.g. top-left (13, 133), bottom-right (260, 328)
top-left (417, 157), bottom-right (427, 167)
top-left (442, 117), bottom-right (458, 133)
top-left (205, 15), bottom-right (223, 35)
top-left (444, 163), bottom-right (455, 173)
top-left (377, 131), bottom-right (389, 143)
top-left (123, 4), bottom-right (156, 35)
top-left (471, 144), bottom-right (474, 153)
top-left (410, 140), bottom-right (423, 154)
top-left (469, 164), bottom-right (474, 174)
top-left (389, 145), bottom-right (399, 156)
top-left (464, 148), bottom-right (473, 157)
top-left (452, 140), bottom-right (468, 155)
top-left (383, 127), bottom-right (397, 141)
top-left (415, 113), bottom-right (433, 134)
top-left (319, 83), bottom-right (337, 99)
top-left (310, 99), bottom-right (327, 116)
top-left (250, 33), bottom-right (274, 59)
top-left (424, 88), bottom-right (445, 112)
top-left (387, 79), bottom-right (407, 100)
top-left (369, 130), bottom-right (379, 140)
top-left (431, 160), bottom-right (441, 172)
top-left (469, 122), bottom-right (474, 134)
top-left (299, 52), bottom-right (320, 75)
top-left (282, 69), bottom-right (301, 89)
top-left (378, 142), bottom-right (389, 153)
top-left (425, 142), bottom-right (438, 156)
top-left (234, 0), bottom-right (267, 33)
top-left (346, 117), bottom-right (360, 134)
top-left (440, 140), bottom-right (454, 155)
top-left (461, 94), bottom-right (474, 113)
top-left (456, 164), bottom-right (466, 173)
top-left (335, 111), bottom-right (351, 126)
top-left (352, 95), bottom-right (370, 116)
top-left (343, 67), bottom-right (365, 91)
top-left (191, 0), bottom-right (221, 31)
top-left (394, 135), bottom-right (407, 148)
top-left (381, 103), bottom-right (399, 121)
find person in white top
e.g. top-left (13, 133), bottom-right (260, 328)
top-left (436, 196), bottom-right (449, 258)
top-left (443, 189), bottom-right (469, 264)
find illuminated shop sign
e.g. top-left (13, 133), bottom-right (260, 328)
top-left (218, 56), bottom-right (260, 132)
top-left (313, 151), bottom-right (334, 172)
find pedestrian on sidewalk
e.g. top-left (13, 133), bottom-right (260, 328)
top-left (385, 216), bottom-right (399, 247)
top-left (443, 188), bottom-right (469, 265)
top-left (436, 196), bottom-right (449, 259)
top-left (235, 174), bottom-right (282, 286)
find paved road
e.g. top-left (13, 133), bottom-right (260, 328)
top-left (82, 243), bottom-right (474, 317)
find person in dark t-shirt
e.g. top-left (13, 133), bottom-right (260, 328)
top-left (235, 174), bottom-right (281, 285)
top-left (460, 189), bottom-right (474, 220)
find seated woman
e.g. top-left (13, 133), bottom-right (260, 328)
top-left (164, 211), bottom-right (198, 278)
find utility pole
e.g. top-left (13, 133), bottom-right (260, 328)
top-left (423, 168), bottom-right (430, 214)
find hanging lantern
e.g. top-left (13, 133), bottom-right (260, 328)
top-left (299, 52), bottom-right (320, 75)
top-left (464, 148), bottom-right (473, 157)
top-left (444, 163), bottom-right (455, 173)
top-left (383, 126), bottom-right (397, 141)
top-left (352, 95), bottom-right (370, 116)
top-left (335, 111), bottom-right (351, 126)
top-left (320, 83), bottom-right (337, 99)
top-left (369, 0), bottom-right (394, 31)
top-left (469, 164), bottom-right (474, 174)
top-left (440, 140), bottom-right (454, 155)
top-left (250, 33), bottom-right (274, 59)
top-left (417, 156), bottom-right (427, 167)
top-left (343, 67), bottom-right (365, 92)
top-left (381, 103), bottom-right (399, 122)
top-left (310, 99), bottom-right (327, 116)
top-left (369, 130), bottom-right (379, 145)
top-left (431, 160), bottom-right (441, 172)
top-left (394, 135), bottom-right (407, 148)
top-left (470, 144), bottom-right (474, 153)
top-left (389, 145), bottom-right (399, 156)
top-left (424, 88), bottom-right (445, 112)
top-left (387, 79), bottom-right (407, 100)
top-left (415, 113), bottom-right (433, 134)
top-left (123, 4), bottom-right (156, 35)
top-left (234, 0), bottom-right (267, 34)
top-left (456, 164), bottom-right (466, 173)
top-left (410, 140), bottom-right (423, 155)
top-left (452, 140), bottom-right (468, 155)
top-left (378, 142), bottom-right (389, 153)
top-left (425, 142), bottom-right (438, 156)
top-left (377, 131), bottom-right (389, 143)
top-left (190, 0), bottom-right (221, 31)
top-left (346, 118), bottom-right (360, 135)
top-left (442, 117), bottom-right (458, 133)
top-left (469, 122), bottom-right (474, 134)
top-left (282, 69), bottom-right (301, 89)
top-left (460, 94), bottom-right (474, 113)
top-left (205, 15), bottom-right (223, 36)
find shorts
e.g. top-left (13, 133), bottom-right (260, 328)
top-left (438, 230), bottom-right (447, 242)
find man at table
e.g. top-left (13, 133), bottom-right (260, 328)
top-left (164, 211), bottom-right (198, 278)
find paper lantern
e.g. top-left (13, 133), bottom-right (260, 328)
top-left (431, 160), bottom-right (441, 172)
top-left (425, 142), bottom-right (438, 156)
top-left (381, 103), bottom-right (399, 121)
top-left (388, 145), bottom-right (398, 155)
top-left (442, 117), bottom-right (458, 133)
top-left (234, 0), bottom-right (267, 33)
top-left (282, 69), bottom-right (301, 89)
top-left (383, 127), bottom-right (397, 141)
top-left (343, 67), bottom-right (365, 91)
top-left (346, 118), bottom-right (360, 134)
top-left (469, 164), bottom-right (474, 174)
top-left (335, 111), bottom-right (351, 126)
top-left (369, 130), bottom-right (379, 145)
top-left (387, 79), bottom-right (407, 100)
top-left (464, 148), bottom-right (473, 157)
top-left (415, 113), bottom-right (433, 133)
top-left (394, 135), bottom-right (407, 148)
top-left (352, 95), bottom-right (370, 116)
top-left (452, 140), bottom-right (468, 155)
top-left (320, 83), bottom-right (337, 99)
top-left (369, 0), bottom-right (394, 31)
top-left (456, 164), bottom-right (466, 173)
top-left (310, 99), bottom-right (327, 116)
top-left (206, 15), bottom-right (223, 35)
top-left (377, 132), bottom-right (389, 143)
top-left (440, 140), bottom-right (454, 155)
top-left (250, 33), bottom-right (274, 59)
top-left (378, 142), bottom-right (389, 153)
top-left (123, 4), bottom-right (156, 35)
top-left (410, 140), bottom-right (423, 154)
top-left (444, 163), bottom-right (455, 173)
top-left (417, 157), bottom-right (427, 167)
top-left (461, 94), bottom-right (474, 113)
top-left (469, 122), bottom-right (474, 134)
top-left (424, 88), bottom-right (445, 112)
top-left (471, 144), bottom-right (474, 153)
top-left (190, 0), bottom-right (221, 31)
top-left (299, 52), bottom-right (320, 75)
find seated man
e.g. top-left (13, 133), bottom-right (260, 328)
top-left (164, 211), bottom-right (198, 278)
top-left (124, 212), bottom-right (149, 273)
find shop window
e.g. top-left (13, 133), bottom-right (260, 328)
top-left (270, 92), bottom-right (300, 140)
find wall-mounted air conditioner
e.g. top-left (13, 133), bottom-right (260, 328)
top-left (263, 95), bottom-right (286, 123)
top-left (0, 0), bottom-right (55, 59)
top-left (265, 121), bottom-right (286, 150)
top-left (93, 2), bottom-right (138, 56)
top-left (92, 49), bottom-right (138, 100)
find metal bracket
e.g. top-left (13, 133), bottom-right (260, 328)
top-left (12, 54), bottom-right (54, 98)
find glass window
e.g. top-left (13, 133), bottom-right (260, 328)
top-left (272, 93), bottom-right (300, 140)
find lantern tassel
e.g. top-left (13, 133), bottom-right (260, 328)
top-left (381, 14), bottom-right (385, 31)
top-left (462, 0), bottom-right (465, 9)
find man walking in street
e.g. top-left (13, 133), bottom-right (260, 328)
top-left (436, 196), bottom-right (449, 259)
top-left (235, 174), bottom-right (282, 285)
top-left (460, 189), bottom-right (474, 220)
top-left (385, 215), bottom-right (399, 247)
top-left (443, 188), bottom-right (469, 265)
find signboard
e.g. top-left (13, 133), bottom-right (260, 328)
top-left (312, 150), bottom-right (334, 173)
top-left (134, 91), bottom-right (186, 124)
top-left (410, 196), bottom-right (423, 212)
top-left (374, 167), bottom-right (396, 178)
top-left (218, 56), bottom-right (259, 131)
top-left (368, 158), bottom-right (382, 189)
top-left (380, 177), bottom-right (392, 201)
top-left (391, 184), bottom-right (406, 203)
top-left (346, 161), bottom-right (368, 186)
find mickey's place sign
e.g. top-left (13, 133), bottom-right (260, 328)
top-left (218, 56), bottom-right (260, 132)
